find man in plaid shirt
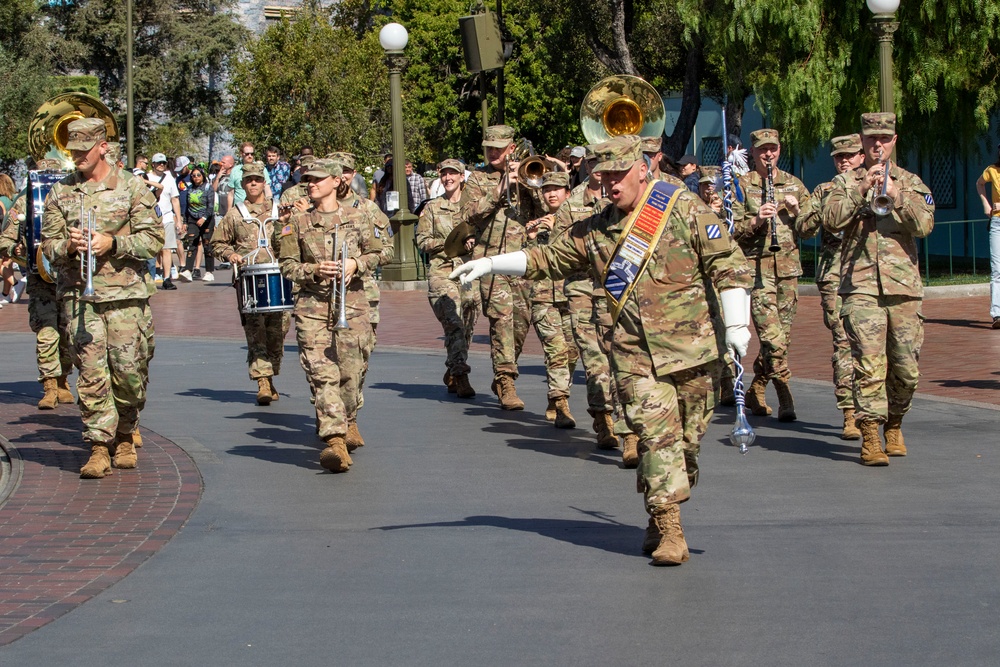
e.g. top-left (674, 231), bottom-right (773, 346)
top-left (405, 160), bottom-right (428, 213)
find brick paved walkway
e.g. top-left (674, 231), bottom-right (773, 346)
top-left (0, 396), bottom-right (201, 646)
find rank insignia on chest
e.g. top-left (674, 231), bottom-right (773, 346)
top-left (281, 224), bottom-right (293, 236)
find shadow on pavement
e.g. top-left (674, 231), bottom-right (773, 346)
top-left (924, 317), bottom-right (993, 329)
top-left (374, 513), bottom-right (649, 558)
top-left (178, 387), bottom-right (259, 404)
top-left (370, 381), bottom-right (465, 403)
top-left (931, 377), bottom-right (1000, 390)
top-left (0, 381), bottom-right (46, 405)
top-left (226, 443), bottom-right (320, 471)
top-left (735, 431), bottom-right (858, 463)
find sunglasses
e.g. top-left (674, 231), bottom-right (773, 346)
top-left (243, 151), bottom-right (255, 156)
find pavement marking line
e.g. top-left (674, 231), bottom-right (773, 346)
top-left (170, 436), bottom-right (224, 464)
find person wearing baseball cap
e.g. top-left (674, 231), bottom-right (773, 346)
top-left (735, 128), bottom-right (811, 423)
top-left (451, 133), bottom-right (754, 566)
top-left (460, 124), bottom-right (545, 411)
top-left (795, 133), bottom-right (865, 441)
top-left (39, 116), bottom-right (164, 479)
top-left (275, 157), bottom-right (385, 473)
top-left (824, 112), bottom-right (935, 466)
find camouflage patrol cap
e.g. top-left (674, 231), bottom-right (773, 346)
top-left (327, 151), bottom-right (357, 170)
top-left (750, 128), bottom-right (780, 148)
top-left (541, 171), bottom-right (570, 189)
top-left (298, 154), bottom-right (317, 169)
top-left (861, 112), bottom-right (896, 136)
top-left (66, 118), bottom-right (108, 151)
top-left (640, 136), bottom-right (663, 154)
top-left (242, 161), bottom-right (266, 180)
top-left (36, 158), bottom-right (65, 171)
top-left (438, 158), bottom-right (464, 174)
top-left (302, 158), bottom-right (344, 179)
top-left (830, 133), bottom-right (863, 156)
top-left (584, 145), bottom-right (597, 160)
top-left (592, 135), bottom-right (642, 173)
top-left (698, 166), bottom-right (719, 184)
top-left (482, 124), bottom-right (516, 148)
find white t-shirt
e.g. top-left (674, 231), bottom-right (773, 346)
top-left (148, 170), bottom-right (180, 223)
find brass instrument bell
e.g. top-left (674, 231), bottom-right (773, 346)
top-left (580, 75), bottom-right (666, 144)
top-left (28, 92), bottom-right (120, 167)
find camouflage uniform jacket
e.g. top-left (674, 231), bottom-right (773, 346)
top-left (210, 198), bottom-right (279, 265)
top-left (459, 165), bottom-right (544, 259)
top-left (339, 190), bottom-right (393, 313)
top-left (561, 183), bottom-right (607, 296)
top-left (796, 180), bottom-right (845, 284)
top-left (822, 163), bottom-right (934, 298)
top-left (277, 204), bottom-right (383, 322)
top-left (279, 182), bottom-right (308, 207)
top-left (42, 167), bottom-right (163, 301)
top-left (416, 196), bottom-right (471, 296)
top-left (735, 168), bottom-right (810, 278)
top-left (0, 189), bottom-right (26, 259)
top-left (522, 190), bottom-right (753, 377)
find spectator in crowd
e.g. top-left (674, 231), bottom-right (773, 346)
top-left (133, 154), bottom-right (149, 176)
top-left (175, 156), bottom-right (194, 273)
top-left (678, 154), bottom-right (700, 193)
top-left (264, 145), bottom-right (290, 198)
top-left (288, 145), bottom-right (314, 186)
top-left (179, 166), bottom-right (216, 283)
top-left (405, 160), bottom-right (429, 214)
top-left (976, 142), bottom-right (1000, 329)
top-left (230, 142), bottom-right (273, 206)
top-left (371, 153), bottom-right (392, 205)
top-left (568, 146), bottom-right (588, 189)
top-left (0, 173), bottom-right (24, 305)
top-left (148, 153), bottom-right (182, 290)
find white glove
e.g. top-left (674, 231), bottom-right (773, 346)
top-left (448, 251), bottom-right (527, 285)
top-left (720, 287), bottom-right (751, 359)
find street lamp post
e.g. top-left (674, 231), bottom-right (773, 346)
top-left (379, 23), bottom-right (419, 282)
top-left (867, 0), bottom-right (900, 115)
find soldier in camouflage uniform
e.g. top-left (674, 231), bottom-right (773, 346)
top-left (416, 159), bottom-right (480, 398)
top-left (277, 159), bottom-right (384, 473)
top-left (796, 134), bottom-right (866, 440)
top-left (41, 118), bottom-right (164, 479)
top-left (529, 171), bottom-right (576, 428)
top-left (0, 181), bottom-right (75, 409)
top-left (330, 152), bottom-right (394, 447)
top-left (452, 135), bottom-right (753, 566)
top-left (210, 161), bottom-right (291, 406)
top-left (459, 125), bottom-right (545, 410)
top-left (822, 113), bottom-right (934, 466)
top-left (735, 128), bottom-right (811, 422)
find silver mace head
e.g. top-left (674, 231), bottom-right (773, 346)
top-left (729, 411), bottom-right (756, 455)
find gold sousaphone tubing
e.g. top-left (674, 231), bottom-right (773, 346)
top-left (580, 75), bottom-right (666, 144)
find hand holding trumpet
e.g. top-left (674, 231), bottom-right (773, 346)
top-left (317, 258), bottom-right (357, 283)
top-left (68, 225), bottom-right (113, 256)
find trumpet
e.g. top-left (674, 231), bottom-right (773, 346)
top-left (330, 225), bottom-right (349, 331)
top-left (871, 148), bottom-right (894, 216)
top-left (80, 204), bottom-right (97, 302)
top-left (765, 159), bottom-right (781, 252)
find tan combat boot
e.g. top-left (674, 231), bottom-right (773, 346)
top-left (744, 375), bottom-right (772, 416)
top-left (113, 432), bottom-right (138, 469)
top-left (56, 375), bottom-right (75, 403)
top-left (773, 378), bottom-right (797, 422)
top-left (641, 516), bottom-right (661, 555)
top-left (80, 445), bottom-right (112, 479)
top-left (592, 411), bottom-right (618, 449)
top-left (256, 378), bottom-right (272, 406)
top-left (269, 378), bottom-right (279, 402)
top-left (553, 397), bottom-right (576, 429)
top-left (884, 414), bottom-right (907, 456)
top-left (346, 420), bottom-right (365, 452)
top-left (545, 398), bottom-right (557, 422)
top-left (320, 436), bottom-right (352, 473)
top-left (133, 427), bottom-right (143, 448)
top-left (453, 374), bottom-right (476, 399)
top-left (841, 408), bottom-right (861, 440)
top-left (443, 370), bottom-right (456, 393)
top-left (651, 504), bottom-right (690, 566)
top-left (38, 378), bottom-right (59, 410)
top-left (859, 419), bottom-right (889, 466)
top-left (622, 434), bottom-right (639, 469)
top-left (492, 375), bottom-right (524, 410)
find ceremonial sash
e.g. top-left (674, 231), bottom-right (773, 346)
top-left (602, 180), bottom-right (683, 324)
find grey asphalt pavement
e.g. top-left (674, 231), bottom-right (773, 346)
top-left (1, 333), bottom-right (998, 666)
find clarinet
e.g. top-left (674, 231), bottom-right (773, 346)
top-left (765, 160), bottom-right (781, 252)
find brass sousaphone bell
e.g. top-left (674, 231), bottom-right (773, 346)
top-left (580, 75), bottom-right (666, 145)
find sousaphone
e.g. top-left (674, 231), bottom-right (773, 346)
top-left (580, 75), bottom-right (666, 144)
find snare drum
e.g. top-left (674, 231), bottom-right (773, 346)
top-left (236, 263), bottom-right (294, 314)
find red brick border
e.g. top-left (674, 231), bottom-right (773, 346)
top-left (0, 396), bottom-right (202, 646)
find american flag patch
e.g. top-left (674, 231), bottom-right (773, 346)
top-left (706, 223), bottom-right (722, 240)
top-left (924, 194), bottom-right (934, 205)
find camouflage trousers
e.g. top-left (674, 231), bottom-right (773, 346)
top-left (296, 315), bottom-right (374, 440)
top-left (819, 279), bottom-right (853, 409)
top-left (593, 299), bottom-right (635, 437)
top-left (429, 273), bottom-right (480, 376)
top-left (841, 293), bottom-right (923, 424)
top-left (480, 274), bottom-right (530, 379)
top-left (67, 299), bottom-right (152, 445)
top-left (531, 301), bottom-right (573, 399)
top-left (615, 360), bottom-right (717, 513)
top-left (357, 300), bottom-right (380, 412)
top-left (751, 268), bottom-right (798, 382)
top-left (243, 311), bottom-right (290, 380)
top-left (27, 284), bottom-right (72, 381)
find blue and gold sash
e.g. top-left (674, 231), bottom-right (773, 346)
top-left (602, 180), bottom-right (683, 323)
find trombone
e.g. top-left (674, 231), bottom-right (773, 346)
top-left (330, 225), bottom-right (349, 330)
